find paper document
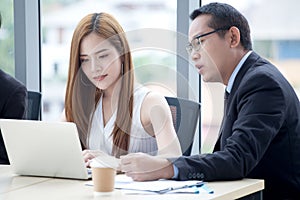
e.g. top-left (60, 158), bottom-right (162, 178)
top-left (115, 175), bottom-right (203, 194)
top-left (86, 175), bottom-right (213, 194)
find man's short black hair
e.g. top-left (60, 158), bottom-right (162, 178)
top-left (190, 2), bottom-right (252, 50)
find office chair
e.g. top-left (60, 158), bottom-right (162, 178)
top-left (165, 96), bottom-right (201, 156)
top-left (26, 91), bottom-right (42, 120)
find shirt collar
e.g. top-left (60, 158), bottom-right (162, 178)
top-left (226, 51), bottom-right (252, 93)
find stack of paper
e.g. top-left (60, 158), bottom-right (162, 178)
top-left (114, 175), bottom-right (210, 194)
top-left (86, 174), bottom-right (214, 195)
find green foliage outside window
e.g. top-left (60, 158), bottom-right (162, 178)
top-left (0, 0), bottom-right (14, 75)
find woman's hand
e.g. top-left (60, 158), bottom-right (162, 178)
top-left (83, 150), bottom-right (120, 169)
top-left (82, 149), bottom-right (107, 167)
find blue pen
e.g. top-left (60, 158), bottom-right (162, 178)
top-left (201, 183), bottom-right (214, 194)
top-left (158, 182), bottom-right (204, 194)
top-left (191, 186), bottom-right (200, 194)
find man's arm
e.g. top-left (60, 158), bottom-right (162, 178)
top-left (172, 70), bottom-right (287, 181)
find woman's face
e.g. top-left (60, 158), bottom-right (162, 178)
top-left (80, 32), bottom-right (122, 91)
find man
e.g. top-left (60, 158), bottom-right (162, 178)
top-left (120, 3), bottom-right (300, 199)
top-left (0, 12), bottom-right (27, 164)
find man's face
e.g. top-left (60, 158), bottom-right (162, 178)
top-left (188, 15), bottom-right (230, 83)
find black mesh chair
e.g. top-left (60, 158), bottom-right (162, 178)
top-left (165, 96), bottom-right (201, 156)
top-left (26, 91), bottom-right (42, 120)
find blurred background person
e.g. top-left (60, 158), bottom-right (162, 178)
top-left (0, 12), bottom-right (27, 164)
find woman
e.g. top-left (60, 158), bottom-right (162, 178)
top-left (63, 12), bottom-right (181, 163)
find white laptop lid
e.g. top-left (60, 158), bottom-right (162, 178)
top-left (0, 119), bottom-right (91, 180)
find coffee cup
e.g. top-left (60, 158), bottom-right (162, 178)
top-left (90, 159), bottom-right (116, 196)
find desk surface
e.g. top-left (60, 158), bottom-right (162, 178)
top-left (0, 165), bottom-right (264, 200)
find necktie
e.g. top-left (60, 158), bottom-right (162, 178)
top-left (220, 90), bottom-right (229, 130)
top-left (224, 90), bottom-right (229, 115)
top-left (214, 90), bottom-right (230, 151)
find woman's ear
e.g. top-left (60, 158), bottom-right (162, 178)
top-left (228, 26), bottom-right (241, 48)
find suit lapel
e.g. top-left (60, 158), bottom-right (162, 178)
top-left (229, 52), bottom-right (260, 100)
top-left (213, 52), bottom-right (260, 152)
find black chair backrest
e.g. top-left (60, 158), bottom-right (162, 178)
top-left (26, 91), bottom-right (42, 120)
top-left (165, 96), bottom-right (200, 156)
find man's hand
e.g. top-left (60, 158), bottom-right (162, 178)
top-left (120, 152), bottom-right (174, 181)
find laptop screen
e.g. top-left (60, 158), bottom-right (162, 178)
top-left (0, 119), bottom-right (91, 180)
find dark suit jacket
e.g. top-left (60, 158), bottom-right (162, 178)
top-left (0, 69), bottom-right (27, 164)
top-left (172, 52), bottom-right (300, 199)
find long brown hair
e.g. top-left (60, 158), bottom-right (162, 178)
top-left (65, 12), bottom-right (134, 157)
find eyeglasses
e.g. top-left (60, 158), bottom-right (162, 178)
top-left (186, 27), bottom-right (230, 55)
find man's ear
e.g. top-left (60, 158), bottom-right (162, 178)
top-left (228, 26), bottom-right (240, 48)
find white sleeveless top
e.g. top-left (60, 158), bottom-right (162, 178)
top-left (88, 86), bottom-right (158, 156)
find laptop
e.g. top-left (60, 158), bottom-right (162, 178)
top-left (0, 119), bottom-right (91, 180)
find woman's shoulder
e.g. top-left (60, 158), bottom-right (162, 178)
top-left (134, 84), bottom-right (169, 108)
top-left (143, 91), bottom-right (168, 109)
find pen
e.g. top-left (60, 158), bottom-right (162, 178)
top-left (191, 186), bottom-right (200, 194)
top-left (158, 182), bottom-right (204, 194)
top-left (201, 183), bottom-right (214, 194)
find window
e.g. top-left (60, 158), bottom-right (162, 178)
top-left (41, 0), bottom-right (178, 121)
top-left (0, 0), bottom-right (14, 76)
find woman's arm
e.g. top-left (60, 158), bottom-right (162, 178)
top-left (141, 92), bottom-right (182, 157)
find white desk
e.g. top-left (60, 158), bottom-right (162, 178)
top-left (0, 165), bottom-right (264, 200)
